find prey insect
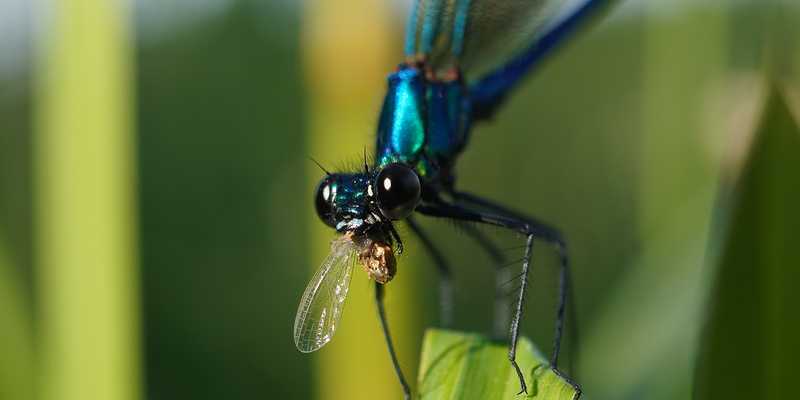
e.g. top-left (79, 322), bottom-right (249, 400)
top-left (294, 0), bottom-right (610, 398)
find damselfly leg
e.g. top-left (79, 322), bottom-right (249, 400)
top-left (406, 216), bottom-right (454, 327)
top-left (375, 282), bottom-right (411, 400)
top-left (457, 223), bottom-right (512, 339)
top-left (452, 191), bottom-right (575, 371)
top-left (416, 196), bottom-right (580, 395)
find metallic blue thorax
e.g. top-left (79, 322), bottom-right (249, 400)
top-left (375, 65), bottom-right (470, 183)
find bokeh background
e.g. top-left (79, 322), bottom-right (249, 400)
top-left (1, 0), bottom-right (798, 399)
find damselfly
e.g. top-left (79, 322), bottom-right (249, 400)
top-left (295, 1), bottom-right (610, 398)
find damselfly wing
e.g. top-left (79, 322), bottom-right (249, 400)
top-left (406, 0), bottom-right (600, 79)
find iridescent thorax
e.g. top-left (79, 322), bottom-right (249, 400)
top-left (376, 63), bottom-right (471, 185)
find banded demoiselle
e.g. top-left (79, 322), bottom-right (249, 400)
top-left (295, 1), bottom-right (611, 398)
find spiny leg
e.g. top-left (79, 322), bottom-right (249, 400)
top-left (416, 201), bottom-right (534, 394)
top-left (375, 283), bottom-right (411, 400)
top-left (453, 191), bottom-right (577, 372)
top-left (416, 199), bottom-right (579, 395)
top-left (508, 234), bottom-right (534, 395)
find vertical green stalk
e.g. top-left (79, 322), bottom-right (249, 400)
top-left (303, 1), bottom-right (423, 399)
top-left (0, 235), bottom-right (33, 400)
top-left (34, 1), bottom-right (140, 400)
top-left (637, 3), bottom-right (726, 398)
top-left (640, 4), bottom-right (727, 231)
top-left (581, 4), bottom-right (728, 399)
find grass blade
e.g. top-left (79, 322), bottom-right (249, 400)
top-left (694, 86), bottom-right (800, 398)
top-left (418, 329), bottom-right (579, 400)
top-left (34, 1), bottom-right (140, 399)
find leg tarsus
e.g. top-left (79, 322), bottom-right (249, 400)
top-left (552, 366), bottom-right (582, 398)
top-left (510, 358), bottom-right (528, 395)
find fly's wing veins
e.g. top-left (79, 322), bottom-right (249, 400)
top-left (293, 236), bottom-right (360, 353)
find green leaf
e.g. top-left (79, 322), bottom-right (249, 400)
top-left (694, 86), bottom-right (800, 398)
top-left (417, 329), bottom-right (579, 400)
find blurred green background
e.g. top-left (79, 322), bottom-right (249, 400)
top-left (0, 0), bottom-right (798, 399)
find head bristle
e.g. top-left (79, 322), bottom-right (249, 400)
top-left (331, 152), bottom-right (377, 175)
top-left (363, 147), bottom-right (370, 173)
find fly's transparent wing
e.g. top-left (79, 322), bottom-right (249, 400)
top-left (407, 0), bottom-right (595, 78)
top-left (294, 236), bottom-right (360, 353)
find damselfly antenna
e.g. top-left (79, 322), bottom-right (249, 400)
top-left (309, 157), bottom-right (331, 176)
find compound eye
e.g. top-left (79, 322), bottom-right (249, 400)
top-left (376, 163), bottom-right (421, 220)
top-left (314, 178), bottom-right (336, 228)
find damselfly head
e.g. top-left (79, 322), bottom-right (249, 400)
top-left (314, 163), bottom-right (421, 233)
top-left (314, 173), bottom-right (374, 232)
top-left (313, 162), bottom-right (418, 285)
